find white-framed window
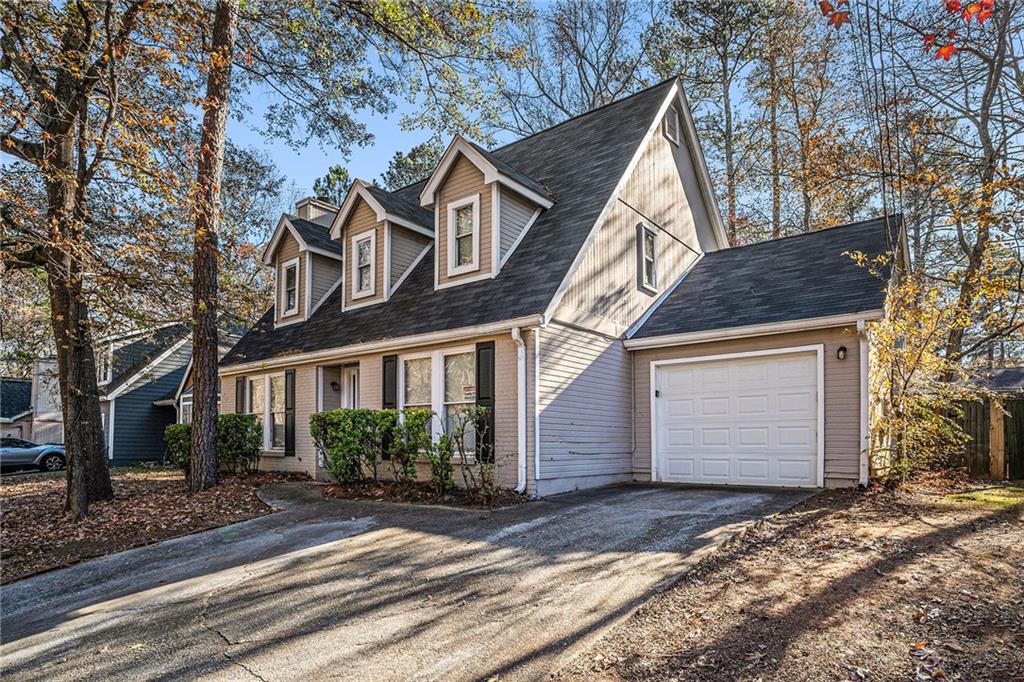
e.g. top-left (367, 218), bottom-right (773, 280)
top-left (97, 345), bottom-right (112, 385)
top-left (664, 105), bottom-right (681, 145)
top-left (351, 229), bottom-right (376, 299)
top-left (247, 374), bottom-right (286, 450)
top-left (399, 346), bottom-right (477, 454)
top-left (180, 396), bottom-right (193, 424)
top-left (280, 257), bottom-right (299, 316)
top-left (639, 224), bottom-right (658, 293)
top-left (446, 194), bottom-right (480, 276)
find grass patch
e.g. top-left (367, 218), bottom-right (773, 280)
top-left (941, 484), bottom-right (1024, 511)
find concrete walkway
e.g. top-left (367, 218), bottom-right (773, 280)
top-left (0, 483), bottom-right (811, 681)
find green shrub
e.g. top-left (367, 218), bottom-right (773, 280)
top-left (446, 405), bottom-right (491, 496)
top-left (165, 423), bottom-right (192, 473)
top-left (389, 408), bottom-right (433, 484)
top-left (216, 413), bottom-right (262, 474)
top-left (310, 408), bottom-right (396, 483)
top-left (429, 432), bottom-right (455, 496)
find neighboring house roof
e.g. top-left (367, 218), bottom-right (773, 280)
top-left (631, 217), bottom-right (897, 340)
top-left (973, 366), bottom-right (1024, 394)
top-left (222, 79), bottom-right (680, 368)
top-left (362, 184), bottom-right (434, 230)
top-left (289, 216), bottom-right (344, 257)
top-left (103, 323), bottom-right (192, 397)
top-left (1, 378), bottom-right (32, 420)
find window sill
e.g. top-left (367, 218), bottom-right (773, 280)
top-left (280, 309), bottom-right (299, 318)
top-left (448, 263), bottom-right (480, 277)
top-left (639, 283), bottom-right (658, 296)
top-left (261, 449), bottom-right (287, 458)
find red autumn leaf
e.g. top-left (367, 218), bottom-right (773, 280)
top-left (962, 2), bottom-right (981, 20)
top-left (946, 0), bottom-right (962, 11)
top-left (978, 7), bottom-right (993, 20)
top-left (935, 43), bottom-right (958, 60)
top-left (923, 33), bottom-right (937, 51)
top-left (819, 0), bottom-right (834, 16)
top-left (828, 10), bottom-right (850, 27)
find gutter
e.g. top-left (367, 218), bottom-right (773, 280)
top-left (623, 310), bottom-right (885, 350)
top-left (511, 327), bottom-right (528, 494)
top-left (219, 315), bottom-right (543, 376)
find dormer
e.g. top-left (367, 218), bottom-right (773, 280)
top-left (330, 181), bottom-right (433, 310)
top-left (418, 136), bottom-right (552, 290)
top-left (261, 198), bottom-right (343, 328)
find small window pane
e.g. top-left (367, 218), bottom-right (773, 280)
top-left (269, 375), bottom-right (285, 412)
top-left (269, 375), bottom-right (285, 449)
top-left (455, 206), bottom-right (473, 236)
top-left (445, 405), bottom-right (476, 453)
top-left (404, 357), bottom-right (432, 406)
top-left (357, 264), bottom-right (371, 292)
top-left (444, 352), bottom-right (475, 402)
top-left (456, 234), bottom-right (473, 265)
top-left (643, 231), bottom-right (655, 259)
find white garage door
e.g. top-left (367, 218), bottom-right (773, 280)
top-left (654, 350), bottom-right (821, 487)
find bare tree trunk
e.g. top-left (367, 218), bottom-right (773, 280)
top-left (722, 64), bottom-right (737, 243)
top-left (767, 33), bottom-right (781, 239)
top-left (190, 0), bottom-right (239, 491)
top-left (46, 134), bottom-right (112, 519)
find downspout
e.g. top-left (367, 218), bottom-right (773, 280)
top-left (858, 319), bottom-right (870, 487)
top-left (534, 324), bottom-right (541, 491)
top-left (511, 327), bottom-right (528, 494)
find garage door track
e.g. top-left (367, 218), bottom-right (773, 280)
top-left (0, 483), bottom-right (811, 681)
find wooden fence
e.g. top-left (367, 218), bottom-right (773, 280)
top-left (953, 398), bottom-right (1024, 480)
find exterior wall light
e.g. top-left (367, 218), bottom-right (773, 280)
top-left (837, 346), bottom-right (848, 361)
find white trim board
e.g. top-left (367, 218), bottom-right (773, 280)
top-left (105, 337), bottom-right (191, 400)
top-left (624, 310), bottom-right (885, 349)
top-left (261, 216), bottom-right (342, 265)
top-left (649, 344), bottom-right (825, 488)
top-left (330, 180), bottom-right (433, 240)
top-left (218, 315), bottom-right (543, 375)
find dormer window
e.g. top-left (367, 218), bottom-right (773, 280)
top-left (448, 194), bottom-right (479, 275)
top-left (352, 229), bottom-right (375, 298)
top-left (638, 224), bottom-right (658, 293)
top-left (280, 258), bottom-right (299, 316)
top-left (664, 105), bottom-right (680, 145)
top-left (97, 346), bottom-right (112, 385)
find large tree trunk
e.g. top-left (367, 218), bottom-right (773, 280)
top-left (767, 32), bottom-right (781, 239)
top-left (722, 65), bottom-right (737, 243)
top-left (190, 0), bottom-right (239, 492)
top-left (46, 134), bottom-right (112, 519)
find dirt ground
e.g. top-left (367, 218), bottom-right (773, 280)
top-left (322, 478), bottom-right (527, 508)
top-left (0, 468), bottom-right (304, 583)
top-left (556, 482), bottom-right (1024, 682)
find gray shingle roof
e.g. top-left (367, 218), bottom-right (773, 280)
top-left (1, 378), bottom-right (31, 419)
top-left (363, 184), bottom-right (433, 229)
top-left (222, 79), bottom-right (677, 367)
top-left (466, 140), bottom-right (552, 201)
top-left (972, 366), bottom-right (1024, 393)
top-left (631, 217), bottom-right (898, 339)
top-left (103, 323), bottom-right (191, 396)
top-left (289, 217), bottom-right (342, 256)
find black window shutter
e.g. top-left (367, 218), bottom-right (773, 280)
top-left (382, 355), bottom-right (398, 409)
top-left (284, 369), bottom-right (296, 456)
top-left (235, 377), bottom-right (245, 413)
top-left (475, 341), bottom-right (496, 463)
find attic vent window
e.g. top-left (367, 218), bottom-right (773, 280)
top-left (281, 258), bottom-right (299, 316)
top-left (638, 224), bottom-right (658, 294)
top-left (664, 105), bottom-right (681, 145)
top-left (447, 194), bottom-right (480, 275)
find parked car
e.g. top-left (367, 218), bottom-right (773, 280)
top-left (0, 438), bottom-right (66, 472)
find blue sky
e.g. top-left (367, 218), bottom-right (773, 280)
top-left (227, 88), bottom-right (438, 204)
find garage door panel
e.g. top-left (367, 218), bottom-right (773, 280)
top-left (655, 351), bottom-right (820, 487)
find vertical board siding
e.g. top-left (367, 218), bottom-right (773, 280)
top-left (342, 197), bottom-right (386, 308)
top-left (436, 155), bottom-right (493, 285)
top-left (632, 327), bottom-right (863, 488)
top-left (537, 323), bottom-right (633, 493)
top-left (112, 341), bottom-right (191, 463)
top-left (389, 226), bottom-right (431, 288)
top-left (310, 253), bottom-right (343, 308)
top-left (219, 333), bottom-right (525, 487)
top-left (274, 231), bottom-right (304, 324)
top-left (498, 187), bottom-right (536, 260)
top-left (556, 110), bottom-right (707, 335)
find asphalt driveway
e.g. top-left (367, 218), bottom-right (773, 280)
top-left (0, 483), bottom-right (811, 681)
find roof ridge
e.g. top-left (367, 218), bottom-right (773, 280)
top-left (705, 216), bottom-right (898, 256)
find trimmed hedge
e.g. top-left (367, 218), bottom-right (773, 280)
top-left (163, 413), bottom-right (262, 476)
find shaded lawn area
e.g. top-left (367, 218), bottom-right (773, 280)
top-left (556, 483), bottom-right (1024, 682)
top-left (0, 468), bottom-right (305, 584)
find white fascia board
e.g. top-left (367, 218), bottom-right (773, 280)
top-left (105, 337), bottom-right (191, 400)
top-left (0, 410), bottom-right (32, 423)
top-left (541, 81), bottom-right (681, 325)
top-left (218, 315), bottom-right (542, 375)
top-left (333, 181), bottom-right (431, 240)
top-left (624, 252), bottom-right (704, 339)
top-left (623, 309), bottom-right (885, 350)
top-left (676, 86), bottom-right (730, 251)
top-left (261, 216), bottom-right (305, 265)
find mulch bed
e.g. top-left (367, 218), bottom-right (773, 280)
top-left (322, 479), bottom-right (528, 508)
top-left (0, 468), bottom-right (305, 584)
top-left (555, 479), bottom-right (1024, 682)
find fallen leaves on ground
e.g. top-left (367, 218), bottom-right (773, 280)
top-left (555, 482), bottom-right (1024, 682)
top-left (323, 479), bottom-right (527, 509)
top-left (0, 468), bottom-right (305, 584)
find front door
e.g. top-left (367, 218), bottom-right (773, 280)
top-left (341, 366), bottom-right (359, 409)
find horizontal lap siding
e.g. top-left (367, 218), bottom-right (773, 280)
top-left (112, 342), bottom-right (191, 463)
top-left (343, 198), bottom-right (386, 308)
top-left (436, 156), bottom-right (492, 285)
top-left (498, 188), bottom-right (536, 260)
top-left (310, 253), bottom-right (342, 308)
top-left (632, 326), bottom-right (863, 487)
top-left (389, 226), bottom-right (430, 288)
top-left (275, 232), bottom-right (304, 324)
top-left (537, 323), bottom-right (633, 493)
